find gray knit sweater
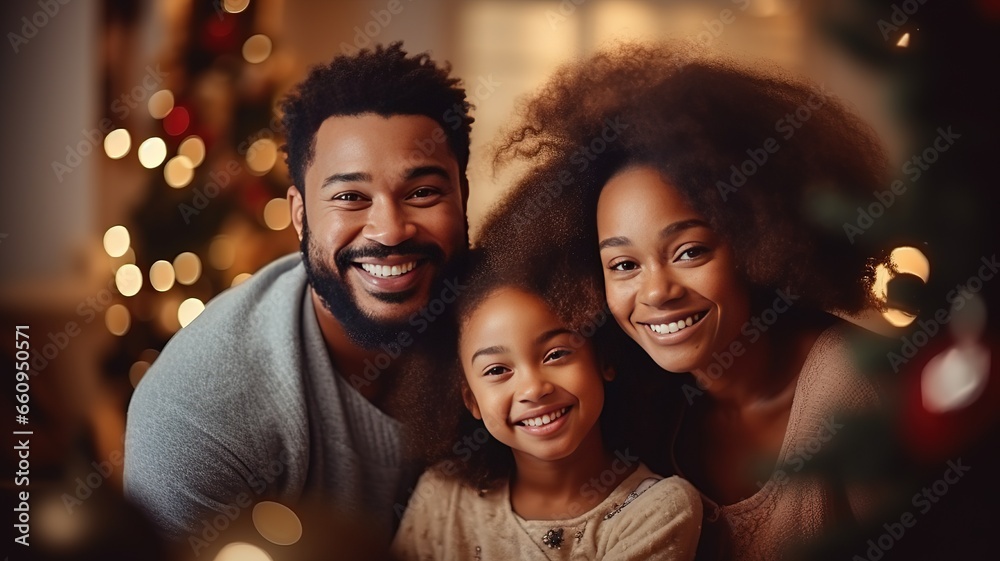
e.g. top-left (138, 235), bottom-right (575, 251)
top-left (124, 253), bottom-right (409, 548)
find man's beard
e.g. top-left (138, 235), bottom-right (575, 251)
top-left (300, 217), bottom-right (462, 349)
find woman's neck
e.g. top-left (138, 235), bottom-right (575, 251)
top-left (509, 426), bottom-right (632, 520)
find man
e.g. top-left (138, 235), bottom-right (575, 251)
top-left (124, 43), bottom-right (473, 552)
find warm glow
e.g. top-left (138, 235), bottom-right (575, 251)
top-left (243, 34), bottom-right (273, 64)
top-left (891, 246), bottom-right (930, 282)
top-left (232, 273), bottom-right (252, 287)
top-left (872, 263), bottom-right (891, 302)
top-left (158, 296), bottom-right (182, 334)
top-left (148, 90), bottom-right (175, 119)
top-left (173, 252), bottom-right (202, 285)
top-left (129, 360), bottom-right (151, 388)
top-left (897, 33), bottom-right (910, 48)
top-left (105, 304), bottom-right (131, 336)
top-left (213, 543), bottom-right (272, 561)
top-left (882, 308), bottom-right (917, 328)
top-left (252, 501), bottom-right (303, 546)
top-left (178, 135), bottom-right (206, 167)
top-left (223, 0), bottom-right (251, 14)
top-left (263, 198), bottom-right (291, 230)
top-left (115, 264), bottom-right (143, 297)
top-left (138, 137), bottom-right (168, 168)
top-left (103, 225), bottom-right (130, 258)
top-left (104, 128), bottom-right (131, 159)
top-left (246, 138), bottom-right (278, 174)
top-left (164, 155), bottom-right (195, 188)
top-left (149, 260), bottom-right (176, 292)
top-left (209, 235), bottom-right (236, 270)
top-left (178, 298), bottom-right (206, 328)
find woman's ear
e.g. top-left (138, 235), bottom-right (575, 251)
top-left (461, 381), bottom-right (482, 420)
top-left (602, 362), bottom-right (616, 382)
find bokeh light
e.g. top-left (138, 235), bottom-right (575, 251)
top-left (148, 89), bottom-right (175, 119)
top-left (213, 543), bottom-right (272, 561)
top-left (178, 297), bottom-right (206, 328)
top-left (232, 272), bottom-right (252, 287)
top-left (891, 246), bottom-right (930, 282)
top-left (138, 137), bottom-right (168, 168)
top-left (173, 252), bottom-right (202, 285)
top-left (252, 501), bottom-right (303, 546)
top-left (103, 225), bottom-right (130, 257)
top-left (164, 155), bottom-right (195, 188)
top-left (104, 128), bottom-right (131, 159)
top-left (178, 135), bottom-right (206, 167)
top-left (105, 304), bottom-right (131, 336)
top-left (129, 360), bottom-right (151, 388)
top-left (209, 235), bottom-right (236, 270)
top-left (149, 260), bottom-right (176, 292)
top-left (246, 138), bottom-right (278, 174)
top-left (115, 264), bottom-right (143, 297)
top-left (263, 198), bottom-right (290, 230)
top-left (163, 105), bottom-right (191, 136)
top-left (223, 0), bottom-right (250, 14)
top-left (242, 34), bottom-right (273, 64)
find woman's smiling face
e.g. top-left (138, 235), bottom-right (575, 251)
top-left (596, 165), bottom-right (752, 374)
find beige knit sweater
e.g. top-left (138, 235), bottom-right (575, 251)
top-left (671, 323), bottom-right (881, 560)
top-left (391, 463), bottom-right (702, 560)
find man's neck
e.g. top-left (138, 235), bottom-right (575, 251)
top-left (309, 290), bottom-right (395, 408)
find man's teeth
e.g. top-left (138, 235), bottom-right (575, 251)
top-left (360, 262), bottom-right (416, 278)
top-left (648, 312), bottom-right (703, 334)
top-left (520, 407), bottom-right (569, 427)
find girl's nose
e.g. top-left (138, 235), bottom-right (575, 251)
top-left (516, 367), bottom-right (555, 403)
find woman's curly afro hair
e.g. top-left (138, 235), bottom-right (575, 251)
top-left (476, 41), bottom-right (891, 319)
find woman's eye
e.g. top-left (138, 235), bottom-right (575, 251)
top-left (610, 260), bottom-right (638, 272)
top-left (677, 246), bottom-right (709, 261)
top-left (484, 366), bottom-right (510, 377)
top-left (544, 349), bottom-right (571, 363)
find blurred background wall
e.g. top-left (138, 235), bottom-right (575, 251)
top-left (1, 0), bottom-right (998, 558)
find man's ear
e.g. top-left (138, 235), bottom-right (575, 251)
top-left (461, 382), bottom-right (482, 420)
top-left (287, 185), bottom-right (304, 242)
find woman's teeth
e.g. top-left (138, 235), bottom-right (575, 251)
top-left (360, 262), bottom-right (416, 278)
top-left (648, 312), bottom-right (703, 334)
top-left (520, 407), bottom-right (569, 427)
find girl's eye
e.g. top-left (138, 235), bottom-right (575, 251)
top-left (484, 366), bottom-right (510, 377)
top-left (544, 349), bottom-right (571, 363)
top-left (609, 260), bottom-right (638, 272)
top-left (677, 246), bottom-right (709, 261)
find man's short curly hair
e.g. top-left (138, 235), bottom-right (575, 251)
top-left (280, 42), bottom-right (474, 203)
top-left (477, 41), bottom-right (890, 317)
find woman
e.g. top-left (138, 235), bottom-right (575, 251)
top-left (475, 42), bottom-right (890, 560)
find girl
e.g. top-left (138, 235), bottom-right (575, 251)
top-left (391, 262), bottom-right (701, 560)
top-left (477, 42), bottom-right (891, 560)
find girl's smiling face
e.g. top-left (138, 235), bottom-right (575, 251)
top-left (597, 165), bottom-right (752, 374)
top-left (459, 287), bottom-right (611, 464)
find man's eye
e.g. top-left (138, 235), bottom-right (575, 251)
top-left (484, 366), bottom-right (510, 377)
top-left (332, 193), bottom-right (363, 202)
top-left (409, 187), bottom-right (438, 199)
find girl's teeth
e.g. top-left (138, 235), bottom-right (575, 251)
top-left (522, 407), bottom-right (568, 427)
top-left (649, 313), bottom-right (702, 334)
top-left (360, 262), bottom-right (416, 278)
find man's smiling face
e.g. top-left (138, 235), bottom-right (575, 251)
top-left (290, 113), bottom-right (467, 347)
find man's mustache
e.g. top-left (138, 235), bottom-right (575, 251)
top-left (334, 241), bottom-right (446, 273)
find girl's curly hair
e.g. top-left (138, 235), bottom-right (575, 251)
top-left (477, 41), bottom-right (890, 318)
